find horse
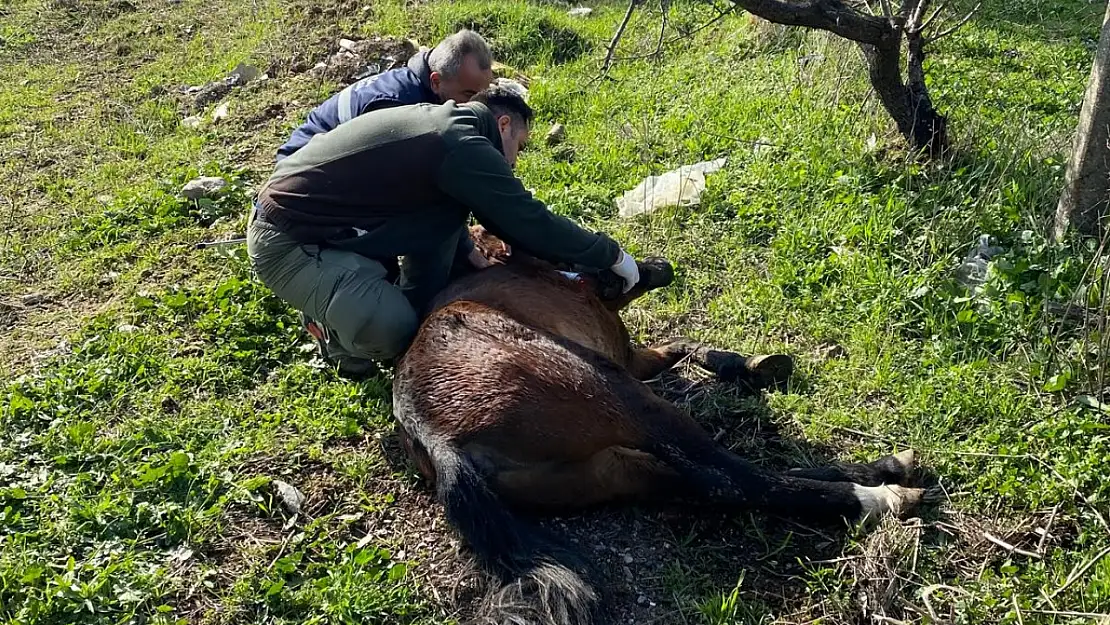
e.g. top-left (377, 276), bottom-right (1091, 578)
top-left (392, 227), bottom-right (924, 625)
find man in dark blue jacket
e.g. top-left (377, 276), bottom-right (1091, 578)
top-left (276, 29), bottom-right (494, 160)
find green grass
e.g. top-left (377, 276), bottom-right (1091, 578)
top-left (3, 0), bottom-right (1110, 622)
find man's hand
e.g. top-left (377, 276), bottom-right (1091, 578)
top-left (610, 249), bottom-right (640, 293)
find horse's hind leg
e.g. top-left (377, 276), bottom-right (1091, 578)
top-left (785, 449), bottom-right (917, 487)
top-left (627, 339), bottom-right (793, 390)
top-left (620, 388), bottom-right (922, 521)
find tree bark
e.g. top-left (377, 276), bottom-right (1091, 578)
top-left (1054, 2), bottom-right (1110, 239)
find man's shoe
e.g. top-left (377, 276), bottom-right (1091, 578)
top-left (331, 355), bottom-right (381, 381)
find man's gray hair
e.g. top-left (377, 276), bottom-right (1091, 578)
top-left (428, 29), bottom-right (493, 78)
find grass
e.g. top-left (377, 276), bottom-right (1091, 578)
top-left (2, 0), bottom-right (1110, 622)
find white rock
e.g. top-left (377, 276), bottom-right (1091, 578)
top-left (117, 324), bottom-right (139, 333)
top-left (181, 176), bottom-right (227, 199)
top-left (181, 115), bottom-right (203, 129)
top-left (568, 7), bottom-right (593, 17)
top-left (338, 38), bottom-right (358, 53)
top-left (546, 122), bottom-right (566, 146)
top-left (229, 62), bottom-right (259, 84)
top-left (273, 479), bottom-right (305, 514)
top-left (211, 102), bottom-right (229, 122)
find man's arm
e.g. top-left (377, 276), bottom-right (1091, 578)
top-left (435, 137), bottom-right (621, 270)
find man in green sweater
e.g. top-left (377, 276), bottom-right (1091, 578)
top-left (247, 84), bottom-right (640, 376)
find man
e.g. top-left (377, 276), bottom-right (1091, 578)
top-left (248, 84), bottom-right (640, 377)
top-left (275, 29), bottom-right (495, 161)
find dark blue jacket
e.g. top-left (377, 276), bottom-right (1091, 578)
top-left (275, 50), bottom-right (439, 161)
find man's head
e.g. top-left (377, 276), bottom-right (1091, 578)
top-left (428, 30), bottom-right (494, 104)
top-left (470, 83), bottom-right (534, 168)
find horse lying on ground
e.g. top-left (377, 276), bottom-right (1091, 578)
top-left (392, 228), bottom-right (924, 625)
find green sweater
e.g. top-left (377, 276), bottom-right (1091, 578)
top-left (256, 101), bottom-right (620, 271)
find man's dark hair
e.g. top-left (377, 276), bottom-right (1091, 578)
top-left (471, 83), bottom-right (534, 132)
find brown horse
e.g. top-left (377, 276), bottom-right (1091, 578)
top-left (392, 228), bottom-right (923, 625)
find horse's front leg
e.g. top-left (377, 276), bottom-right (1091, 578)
top-left (627, 339), bottom-right (793, 391)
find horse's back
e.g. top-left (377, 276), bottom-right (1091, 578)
top-left (396, 297), bottom-right (643, 457)
top-left (426, 264), bottom-right (632, 363)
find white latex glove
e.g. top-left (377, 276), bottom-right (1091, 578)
top-left (610, 249), bottom-right (640, 293)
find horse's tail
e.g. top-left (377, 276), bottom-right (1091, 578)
top-left (426, 439), bottom-right (605, 625)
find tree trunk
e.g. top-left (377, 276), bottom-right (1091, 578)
top-left (1054, 2), bottom-right (1110, 240)
top-left (729, 0), bottom-right (949, 154)
top-left (858, 40), bottom-right (946, 154)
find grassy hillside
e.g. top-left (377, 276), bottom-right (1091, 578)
top-left (2, 0), bottom-right (1109, 623)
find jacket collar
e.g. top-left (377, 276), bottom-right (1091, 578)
top-left (460, 101), bottom-right (504, 154)
top-left (407, 48), bottom-right (439, 102)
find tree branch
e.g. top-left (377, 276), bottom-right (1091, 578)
top-left (925, 1), bottom-right (981, 43)
top-left (614, 5), bottom-right (736, 62)
top-left (917, 0), bottom-right (947, 33)
top-left (729, 0), bottom-right (898, 45)
top-left (604, 0), bottom-right (643, 72)
top-left (906, 0), bottom-right (930, 31)
top-left (653, 0), bottom-right (672, 59)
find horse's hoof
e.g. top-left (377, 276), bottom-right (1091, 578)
top-left (891, 449), bottom-right (917, 483)
top-left (636, 257), bottom-right (675, 290)
top-left (865, 448), bottom-right (919, 487)
top-left (856, 484), bottom-right (924, 521)
top-left (744, 354), bottom-right (794, 389)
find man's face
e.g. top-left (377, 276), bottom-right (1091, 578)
top-left (496, 115), bottom-right (530, 168)
top-left (430, 55), bottom-right (494, 103)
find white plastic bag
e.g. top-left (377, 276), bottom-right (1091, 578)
top-left (616, 158), bottom-right (727, 218)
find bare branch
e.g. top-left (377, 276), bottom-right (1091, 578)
top-left (653, 0), bottom-right (672, 60)
top-left (878, 0), bottom-right (894, 19)
top-left (603, 0), bottom-right (642, 72)
top-left (907, 0), bottom-right (930, 31)
top-left (982, 532), bottom-right (1042, 559)
top-left (703, 0), bottom-right (730, 15)
top-left (917, 1), bottom-right (948, 33)
top-left (728, 0), bottom-right (896, 46)
top-left (614, 5), bottom-right (736, 63)
top-left (925, 1), bottom-right (981, 44)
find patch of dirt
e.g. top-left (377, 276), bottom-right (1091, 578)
top-left (0, 293), bottom-right (117, 377)
top-left (174, 508), bottom-right (286, 623)
top-left (315, 37), bottom-right (417, 85)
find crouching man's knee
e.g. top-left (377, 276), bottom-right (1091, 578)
top-left (349, 306), bottom-right (419, 361)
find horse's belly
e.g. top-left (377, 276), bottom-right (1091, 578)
top-left (486, 446), bottom-right (678, 511)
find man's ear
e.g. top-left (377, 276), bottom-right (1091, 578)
top-left (496, 114), bottom-right (513, 134)
top-left (429, 71), bottom-right (442, 92)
